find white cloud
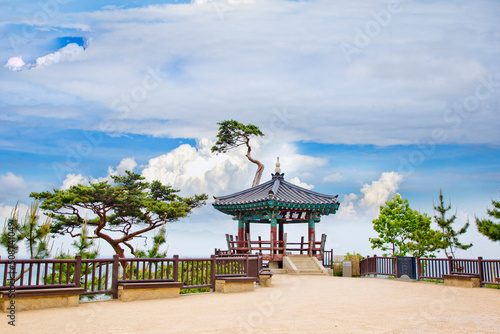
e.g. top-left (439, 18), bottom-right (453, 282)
top-left (0, 172), bottom-right (28, 202)
top-left (3, 1), bottom-right (499, 145)
top-left (108, 157), bottom-right (137, 176)
top-left (359, 172), bottom-right (403, 214)
top-left (336, 193), bottom-right (359, 218)
top-left (192, 0), bottom-right (254, 4)
top-left (60, 158), bottom-right (138, 190)
top-left (322, 172), bottom-right (345, 183)
top-left (5, 57), bottom-right (25, 71)
top-left (61, 174), bottom-right (90, 190)
top-left (141, 139), bottom-right (250, 196)
top-left (32, 43), bottom-right (85, 70)
top-left (289, 177), bottom-right (314, 190)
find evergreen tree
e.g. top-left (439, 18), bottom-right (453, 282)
top-left (433, 189), bottom-right (472, 258)
top-left (0, 202), bottom-right (52, 259)
top-left (476, 196), bottom-right (500, 243)
top-left (31, 171), bottom-right (207, 259)
top-left (134, 225), bottom-right (168, 258)
top-left (212, 119), bottom-right (265, 187)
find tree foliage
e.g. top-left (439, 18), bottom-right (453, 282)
top-left (211, 119), bottom-right (265, 187)
top-left (476, 196), bottom-right (500, 243)
top-left (370, 194), bottom-right (443, 257)
top-left (31, 171), bottom-right (207, 258)
top-left (433, 189), bottom-right (472, 258)
top-left (134, 225), bottom-right (168, 258)
top-left (0, 202), bottom-right (52, 259)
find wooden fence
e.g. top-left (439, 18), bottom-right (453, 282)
top-left (0, 254), bottom-right (262, 298)
top-left (360, 255), bottom-right (500, 287)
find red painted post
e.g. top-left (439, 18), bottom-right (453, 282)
top-left (308, 220), bottom-right (315, 256)
top-left (278, 223), bottom-right (284, 254)
top-left (238, 221), bottom-right (245, 252)
top-left (478, 257), bottom-right (484, 287)
top-left (270, 225), bottom-right (277, 258)
top-left (448, 256), bottom-right (453, 274)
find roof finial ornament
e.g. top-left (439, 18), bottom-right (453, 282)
top-left (275, 157), bottom-right (281, 174)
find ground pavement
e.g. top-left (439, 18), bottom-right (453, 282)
top-left (2, 275), bottom-right (499, 333)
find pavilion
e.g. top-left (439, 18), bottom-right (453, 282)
top-left (213, 159), bottom-right (340, 266)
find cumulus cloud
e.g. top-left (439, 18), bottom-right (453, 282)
top-left (336, 193), bottom-right (358, 218)
top-left (359, 172), bottom-right (403, 214)
top-left (5, 57), bottom-right (25, 71)
top-left (32, 43), bottom-right (85, 70)
top-left (0, 172), bottom-right (28, 202)
top-left (61, 173), bottom-right (90, 190)
top-left (5, 44), bottom-right (85, 72)
top-left (107, 157), bottom-right (137, 176)
top-left (60, 158), bottom-right (138, 190)
top-left (141, 139), bottom-right (250, 196)
top-left (289, 177), bottom-right (314, 190)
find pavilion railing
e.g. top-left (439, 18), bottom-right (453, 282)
top-left (225, 233), bottom-right (327, 259)
top-left (359, 255), bottom-right (500, 287)
top-left (0, 254), bottom-right (262, 298)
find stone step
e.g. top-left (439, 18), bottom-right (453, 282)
top-left (295, 265), bottom-right (319, 270)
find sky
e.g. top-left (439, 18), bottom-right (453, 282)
top-left (0, 0), bottom-right (499, 259)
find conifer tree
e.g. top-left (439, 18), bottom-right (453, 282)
top-left (0, 202), bottom-right (52, 259)
top-left (433, 189), bottom-right (472, 258)
top-left (211, 120), bottom-right (265, 187)
top-left (476, 196), bottom-right (500, 243)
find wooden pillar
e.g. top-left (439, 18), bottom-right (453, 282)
top-left (245, 222), bottom-right (251, 242)
top-left (270, 215), bottom-right (277, 259)
top-left (238, 220), bottom-right (245, 253)
top-left (278, 222), bottom-right (284, 254)
top-left (308, 219), bottom-right (315, 256)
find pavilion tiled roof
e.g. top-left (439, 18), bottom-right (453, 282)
top-left (213, 173), bottom-right (339, 206)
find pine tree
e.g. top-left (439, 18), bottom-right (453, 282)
top-left (212, 120), bottom-right (265, 187)
top-left (476, 196), bottom-right (500, 243)
top-left (0, 202), bottom-right (52, 259)
top-left (433, 189), bottom-right (472, 258)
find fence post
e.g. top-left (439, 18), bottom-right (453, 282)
top-left (373, 254), bottom-right (378, 278)
top-left (394, 256), bottom-right (398, 278)
top-left (246, 255), bottom-right (250, 276)
top-left (300, 236), bottom-right (304, 254)
top-left (448, 256), bottom-right (453, 274)
top-left (111, 254), bottom-right (119, 299)
top-left (210, 255), bottom-right (216, 291)
top-left (74, 255), bottom-right (82, 288)
top-left (478, 257), bottom-right (484, 287)
top-left (416, 257), bottom-right (421, 281)
top-left (173, 255), bottom-right (179, 282)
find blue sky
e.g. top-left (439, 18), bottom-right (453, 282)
top-left (1, 0), bottom-right (499, 259)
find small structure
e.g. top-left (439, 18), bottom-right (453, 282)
top-left (213, 158), bottom-right (340, 268)
top-left (443, 274), bottom-right (481, 288)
